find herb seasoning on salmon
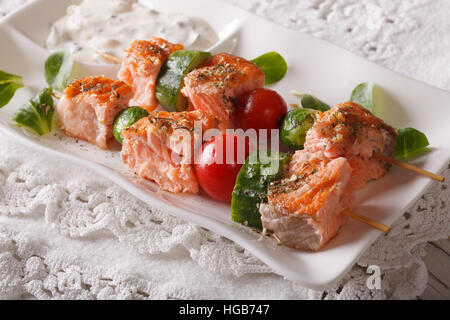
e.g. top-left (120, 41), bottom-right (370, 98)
top-left (121, 110), bottom-right (218, 193)
top-left (118, 38), bottom-right (184, 112)
top-left (57, 76), bottom-right (133, 150)
top-left (181, 53), bottom-right (265, 131)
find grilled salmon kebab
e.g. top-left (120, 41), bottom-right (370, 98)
top-left (118, 38), bottom-right (184, 112)
top-left (260, 151), bottom-right (353, 251)
top-left (260, 103), bottom-right (397, 251)
top-left (304, 102), bottom-right (397, 189)
top-left (57, 76), bottom-right (133, 150)
top-left (119, 51), bottom-right (263, 192)
top-left (121, 110), bottom-right (217, 193)
top-left (181, 53), bottom-right (265, 131)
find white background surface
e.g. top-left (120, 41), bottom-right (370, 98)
top-left (0, 0), bottom-right (449, 300)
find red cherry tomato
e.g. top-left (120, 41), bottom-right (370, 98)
top-left (234, 88), bottom-right (288, 133)
top-left (195, 133), bottom-right (253, 202)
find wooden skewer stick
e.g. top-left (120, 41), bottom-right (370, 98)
top-left (51, 92), bottom-right (61, 100)
top-left (342, 209), bottom-right (391, 233)
top-left (95, 51), bottom-right (122, 64)
top-left (374, 152), bottom-right (445, 183)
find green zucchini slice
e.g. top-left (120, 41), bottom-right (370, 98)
top-left (231, 150), bottom-right (291, 230)
top-left (156, 50), bottom-right (212, 111)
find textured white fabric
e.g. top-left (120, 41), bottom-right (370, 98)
top-left (0, 0), bottom-right (449, 300)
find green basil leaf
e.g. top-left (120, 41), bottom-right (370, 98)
top-left (395, 127), bottom-right (430, 160)
top-left (45, 51), bottom-right (74, 92)
top-left (251, 52), bottom-right (288, 85)
top-left (0, 70), bottom-right (24, 108)
top-left (350, 82), bottom-right (378, 114)
top-left (11, 87), bottom-right (55, 136)
top-left (290, 90), bottom-right (330, 112)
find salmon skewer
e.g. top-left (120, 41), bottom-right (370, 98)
top-left (260, 152), bottom-right (391, 251)
top-left (260, 151), bottom-right (354, 251)
top-left (118, 38), bottom-right (184, 113)
top-left (121, 110), bottom-right (218, 193)
top-left (304, 102), bottom-right (398, 189)
top-left (261, 104), bottom-right (399, 250)
top-left (181, 53), bottom-right (265, 131)
top-left (305, 102), bottom-right (444, 183)
top-left (104, 48), bottom-right (266, 132)
top-left (56, 76), bottom-right (133, 150)
top-left (88, 43), bottom-right (439, 248)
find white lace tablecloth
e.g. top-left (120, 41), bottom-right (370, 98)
top-left (1, 0), bottom-right (449, 300)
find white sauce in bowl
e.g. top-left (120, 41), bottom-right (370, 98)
top-left (46, 0), bottom-right (219, 64)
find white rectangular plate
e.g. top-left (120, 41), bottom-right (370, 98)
top-left (1, 0), bottom-right (449, 290)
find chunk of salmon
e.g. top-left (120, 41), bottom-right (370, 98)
top-left (118, 38), bottom-right (184, 112)
top-left (304, 102), bottom-right (397, 188)
top-left (121, 110), bottom-right (217, 193)
top-left (181, 53), bottom-right (265, 131)
top-left (57, 76), bottom-right (133, 150)
top-left (260, 151), bottom-right (353, 251)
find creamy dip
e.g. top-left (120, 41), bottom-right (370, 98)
top-left (46, 0), bottom-right (219, 64)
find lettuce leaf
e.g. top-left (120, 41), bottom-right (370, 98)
top-left (395, 127), bottom-right (430, 160)
top-left (45, 51), bottom-right (74, 92)
top-left (0, 70), bottom-right (24, 108)
top-left (350, 82), bottom-right (376, 114)
top-left (11, 87), bottom-right (55, 136)
top-left (252, 52), bottom-right (288, 85)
